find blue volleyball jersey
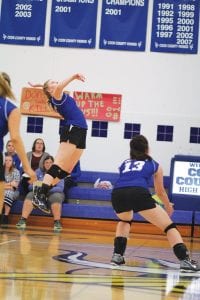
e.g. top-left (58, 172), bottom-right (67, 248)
top-left (114, 158), bottom-right (159, 189)
top-left (0, 97), bottom-right (17, 152)
top-left (51, 93), bottom-right (88, 129)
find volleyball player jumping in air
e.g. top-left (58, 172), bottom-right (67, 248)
top-left (28, 73), bottom-right (88, 213)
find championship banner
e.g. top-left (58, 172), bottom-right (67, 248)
top-left (0, 0), bottom-right (47, 46)
top-left (99, 0), bottom-right (149, 51)
top-left (49, 0), bottom-right (98, 48)
top-left (151, 0), bottom-right (200, 54)
top-left (20, 88), bottom-right (61, 118)
top-left (73, 91), bottom-right (122, 122)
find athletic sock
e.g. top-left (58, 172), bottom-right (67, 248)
top-left (173, 243), bottom-right (189, 260)
top-left (114, 236), bottom-right (127, 256)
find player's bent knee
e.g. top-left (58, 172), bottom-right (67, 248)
top-left (164, 222), bottom-right (177, 234)
top-left (47, 164), bottom-right (70, 179)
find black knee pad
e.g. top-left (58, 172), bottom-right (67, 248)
top-left (164, 223), bottom-right (177, 234)
top-left (173, 243), bottom-right (189, 260)
top-left (38, 183), bottom-right (52, 195)
top-left (120, 220), bottom-right (132, 226)
top-left (47, 164), bottom-right (70, 179)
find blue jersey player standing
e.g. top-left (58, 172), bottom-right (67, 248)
top-left (0, 72), bottom-right (36, 218)
top-left (28, 74), bottom-right (87, 214)
top-left (111, 134), bottom-right (199, 272)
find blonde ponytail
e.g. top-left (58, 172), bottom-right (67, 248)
top-left (0, 73), bottom-right (16, 100)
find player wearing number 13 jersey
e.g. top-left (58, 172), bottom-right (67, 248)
top-left (110, 134), bottom-right (200, 272)
top-left (112, 136), bottom-right (160, 213)
top-left (114, 158), bottom-right (159, 190)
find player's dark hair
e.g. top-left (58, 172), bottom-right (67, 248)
top-left (44, 155), bottom-right (54, 163)
top-left (130, 135), bottom-right (152, 161)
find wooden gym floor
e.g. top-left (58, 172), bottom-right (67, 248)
top-left (0, 218), bottom-right (200, 300)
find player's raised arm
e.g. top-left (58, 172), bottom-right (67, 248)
top-left (53, 74), bottom-right (86, 100)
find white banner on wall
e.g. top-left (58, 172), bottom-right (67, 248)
top-left (172, 161), bottom-right (200, 196)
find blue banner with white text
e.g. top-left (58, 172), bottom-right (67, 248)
top-left (49, 0), bottom-right (98, 48)
top-left (99, 0), bottom-right (149, 51)
top-left (151, 0), bottom-right (200, 54)
top-left (0, 0), bottom-right (47, 46)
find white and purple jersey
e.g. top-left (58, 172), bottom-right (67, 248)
top-left (114, 158), bottom-right (159, 189)
top-left (51, 93), bottom-right (87, 129)
top-left (0, 97), bottom-right (17, 152)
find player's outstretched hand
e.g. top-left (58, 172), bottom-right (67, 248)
top-left (24, 168), bottom-right (37, 183)
top-left (73, 74), bottom-right (86, 82)
top-left (164, 202), bottom-right (174, 217)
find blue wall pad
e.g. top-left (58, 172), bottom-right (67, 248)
top-left (68, 187), bottom-right (112, 201)
top-left (194, 211), bottom-right (200, 225)
top-left (79, 171), bottom-right (170, 188)
top-left (11, 201), bottom-right (194, 225)
top-left (172, 197), bottom-right (200, 211)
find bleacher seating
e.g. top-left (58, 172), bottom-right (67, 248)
top-left (10, 171), bottom-right (196, 236)
top-left (68, 186), bottom-right (112, 201)
top-left (194, 212), bottom-right (200, 225)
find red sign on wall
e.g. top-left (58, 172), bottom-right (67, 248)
top-left (20, 88), bottom-right (122, 122)
top-left (73, 91), bottom-right (122, 122)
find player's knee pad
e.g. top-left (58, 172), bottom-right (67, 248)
top-left (120, 219), bottom-right (132, 226)
top-left (164, 223), bottom-right (177, 234)
top-left (47, 164), bottom-right (70, 179)
top-left (173, 243), bottom-right (189, 260)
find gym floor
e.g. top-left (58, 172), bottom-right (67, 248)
top-left (0, 225), bottom-right (200, 300)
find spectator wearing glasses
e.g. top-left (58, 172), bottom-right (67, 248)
top-left (20, 138), bottom-right (50, 196)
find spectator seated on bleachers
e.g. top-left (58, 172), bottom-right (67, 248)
top-left (19, 138), bottom-right (50, 196)
top-left (1, 155), bottom-right (20, 227)
top-left (16, 155), bottom-right (65, 232)
top-left (4, 140), bottom-right (21, 171)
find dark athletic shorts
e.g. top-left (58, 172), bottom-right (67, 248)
top-left (0, 152), bottom-right (4, 181)
top-left (60, 125), bottom-right (87, 149)
top-left (111, 187), bottom-right (157, 213)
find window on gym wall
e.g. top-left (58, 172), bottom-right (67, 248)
top-left (124, 123), bottom-right (141, 139)
top-left (157, 125), bottom-right (173, 142)
top-left (91, 121), bottom-right (108, 137)
top-left (190, 127), bottom-right (200, 144)
top-left (27, 117), bottom-right (43, 133)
